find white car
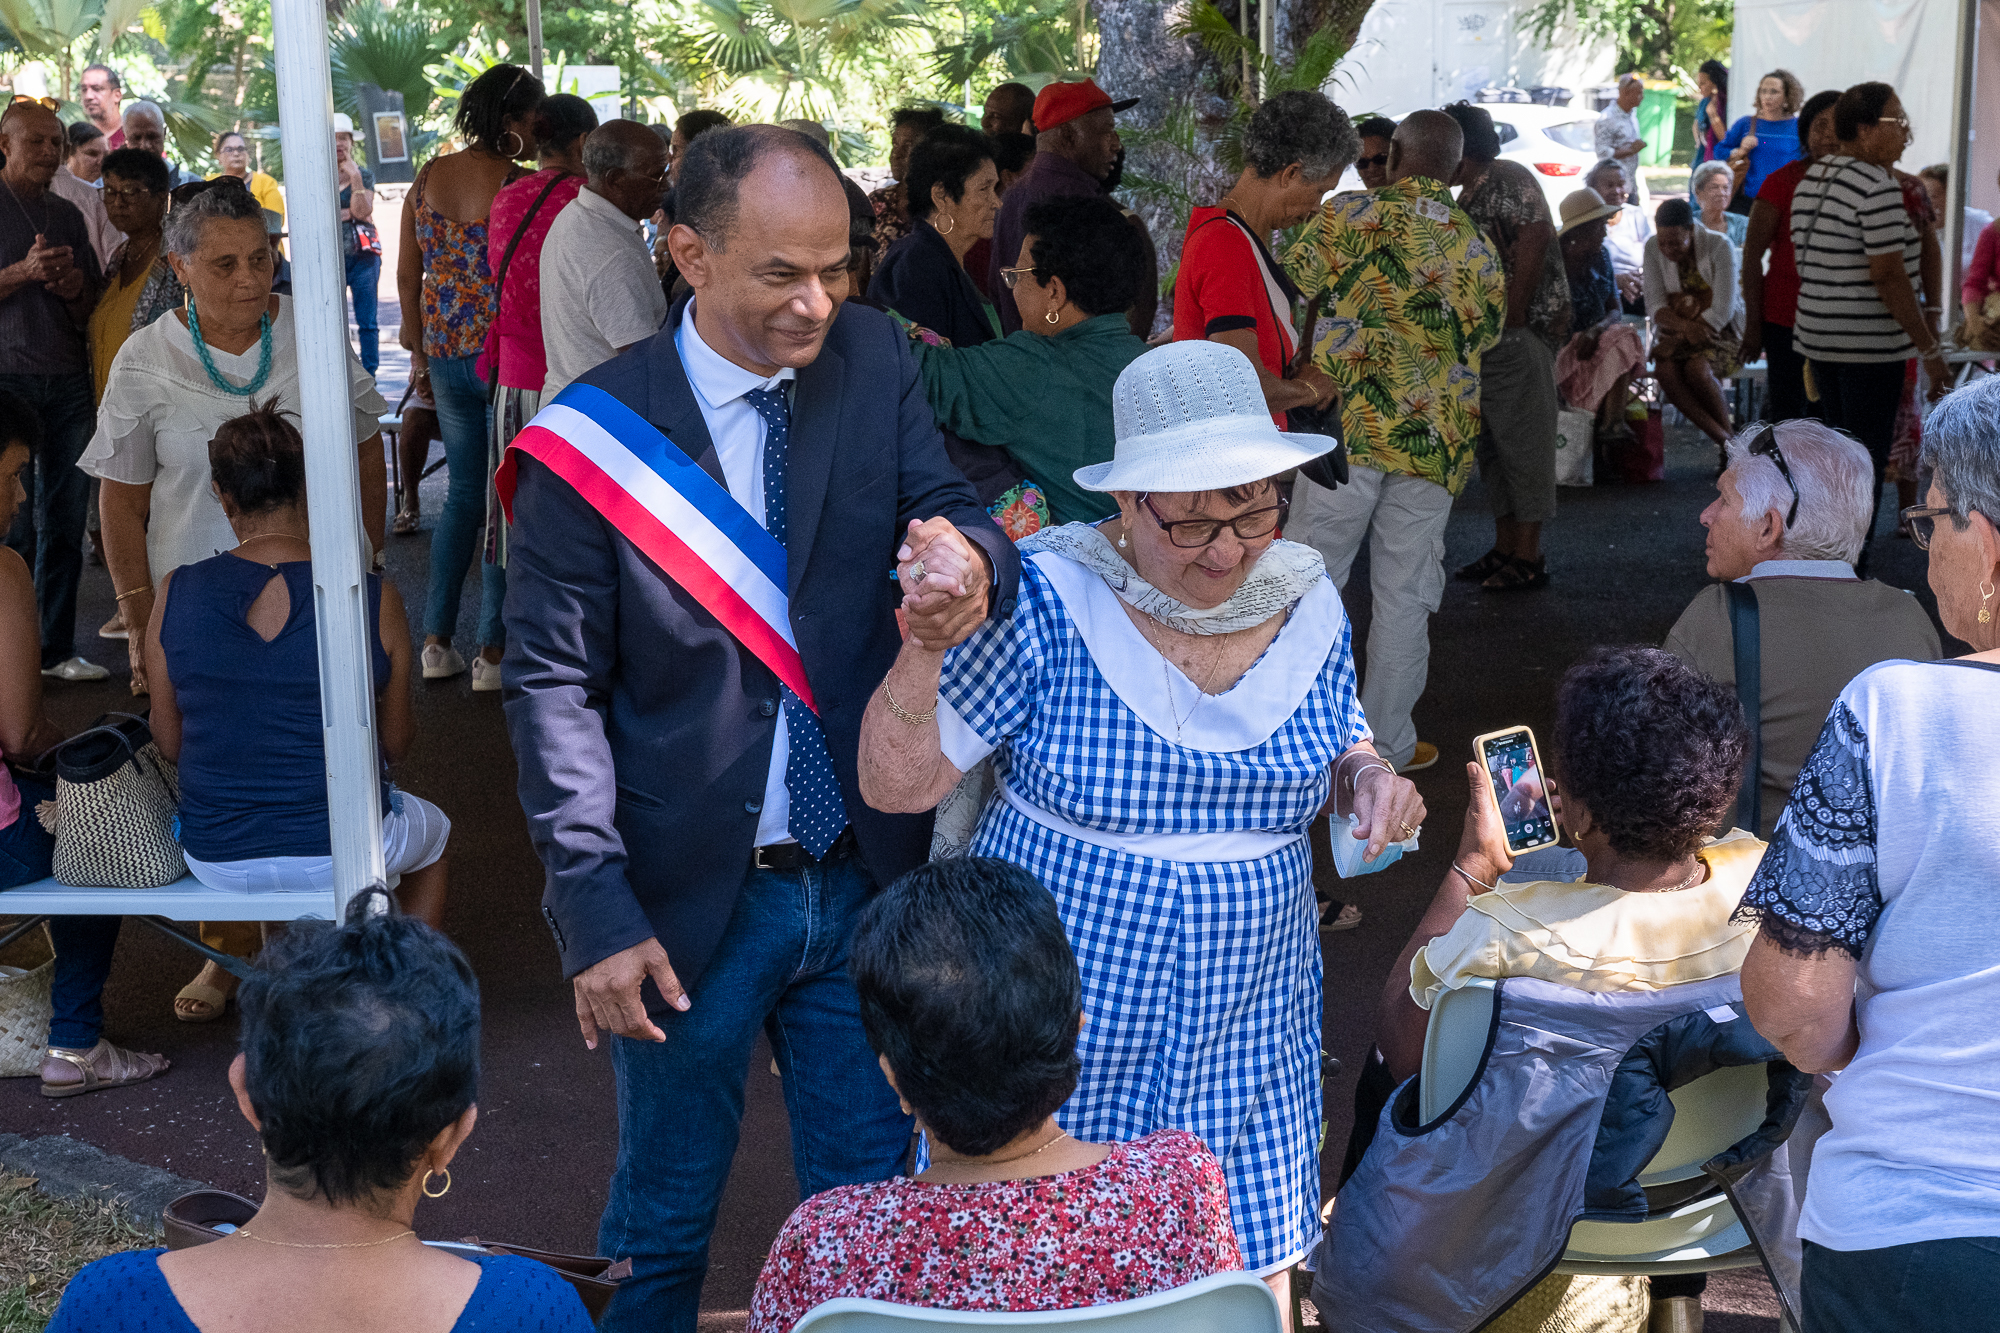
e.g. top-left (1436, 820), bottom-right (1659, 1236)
top-left (1332, 103), bottom-right (1650, 218)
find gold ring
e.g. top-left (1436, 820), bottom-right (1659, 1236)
top-left (1398, 821), bottom-right (1416, 839)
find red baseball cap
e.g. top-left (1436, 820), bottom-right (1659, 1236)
top-left (1032, 79), bottom-right (1139, 133)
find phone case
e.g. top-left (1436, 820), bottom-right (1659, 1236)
top-left (1471, 726), bottom-right (1563, 856)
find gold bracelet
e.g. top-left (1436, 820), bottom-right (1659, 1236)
top-left (881, 679), bottom-right (937, 727)
top-left (114, 585), bottom-right (152, 602)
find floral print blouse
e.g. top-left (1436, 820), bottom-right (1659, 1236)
top-left (413, 159), bottom-right (522, 359)
top-left (745, 1129), bottom-right (1243, 1332)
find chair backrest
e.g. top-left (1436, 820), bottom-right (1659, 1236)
top-left (791, 1272), bottom-right (1283, 1332)
top-left (1418, 979), bottom-right (1774, 1182)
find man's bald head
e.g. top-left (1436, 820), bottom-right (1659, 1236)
top-left (675, 123), bottom-right (846, 252)
top-left (581, 120), bottom-right (670, 220)
top-left (0, 103), bottom-right (66, 188)
top-left (982, 82), bottom-right (1034, 136)
top-left (1388, 109), bottom-right (1463, 186)
top-left (123, 99), bottom-right (168, 157)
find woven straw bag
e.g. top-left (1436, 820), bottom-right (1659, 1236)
top-left (0, 924), bottom-right (54, 1077)
top-left (40, 714), bottom-right (185, 889)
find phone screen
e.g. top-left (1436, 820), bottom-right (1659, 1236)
top-left (1481, 730), bottom-right (1556, 852)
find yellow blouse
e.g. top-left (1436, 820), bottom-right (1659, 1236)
top-left (1411, 831), bottom-right (1767, 1009)
top-left (88, 261), bottom-right (150, 401)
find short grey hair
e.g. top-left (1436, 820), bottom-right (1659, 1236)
top-left (582, 133), bottom-right (641, 180)
top-left (1691, 160), bottom-right (1733, 192)
top-left (1920, 375), bottom-right (2000, 530)
top-left (1724, 420), bottom-right (1874, 563)
top-left (1242, 90), bottom-right (1359, 182)
top-left (124, 99), bottom-right (164, 128)
top-left (1619, 73), bottom-right (1644, 90)
top-left (165, 179), bottom-right (265, 256)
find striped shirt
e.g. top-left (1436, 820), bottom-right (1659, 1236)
top-left (1790, 156), bottom-right (1921, 363)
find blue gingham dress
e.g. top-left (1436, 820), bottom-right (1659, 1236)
top-left (937, 552), bottom-right (1369, 1271)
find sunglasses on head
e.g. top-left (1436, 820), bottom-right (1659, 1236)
top-left (8, 95), bottom-right (60, 110)
top-left (1748, 424), bottom-right (1800, 528)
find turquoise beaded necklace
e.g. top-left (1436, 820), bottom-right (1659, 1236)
top-left (186, 297), bottom-right (274, 396)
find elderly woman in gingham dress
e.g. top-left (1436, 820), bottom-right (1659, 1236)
top-left (860, 340), bottom-right (1426, 1291)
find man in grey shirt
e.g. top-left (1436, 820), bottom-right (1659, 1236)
top-left (0, 100), bottom-right (107, 680)
top-left (541, 121), bottom-right (670, 399)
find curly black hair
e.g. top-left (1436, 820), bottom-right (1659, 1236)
top-left (1553, 645), bottom-right (1747, 860)
top-left (905, 123), bottom-right (995, 220)
top-left (453, 63), bottom-right (545, 153)
top-left (1023, 194), bottom-right (1140, 318)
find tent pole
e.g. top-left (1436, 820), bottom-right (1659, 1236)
top-left (271, 0), bottom-right (389, 922)
top-left (528, 0), bottom-right (545, 87)
top-left (1948, 0), bottom-right (1979, 326)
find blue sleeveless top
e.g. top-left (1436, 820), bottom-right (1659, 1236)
top-left (161, 555), bottom-right (391, 863)
top-left (47, 1248), bottom-right (596, 1332)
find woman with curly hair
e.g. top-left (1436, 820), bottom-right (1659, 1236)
top-left (1375, 644), bottom-right (1761, 1332)
top-left (1720, 68), bottom-right (1806, 209)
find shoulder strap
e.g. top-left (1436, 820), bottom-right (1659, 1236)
top-left (493, 175), bottom-right (569, 291)
top-left (1220, 214), bottom-right (1300, 361)
top-left (1724, 582), bottom-right (1762, 833)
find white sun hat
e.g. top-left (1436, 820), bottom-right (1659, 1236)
top-left (1074, 340), bottom-right (1339, 494)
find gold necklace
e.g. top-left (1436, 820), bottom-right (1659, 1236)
top-left (928, 1129), bottom-right (1070, 1173)
top-left (235, 1226), bottom-right (416, 1249)
top-left (235, 532), bottom-right (308, 559)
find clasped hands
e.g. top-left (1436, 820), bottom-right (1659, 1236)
top-left (15, 234), bottom-right (83, 300)
top-left (896, 516), bottom-right (990, 651)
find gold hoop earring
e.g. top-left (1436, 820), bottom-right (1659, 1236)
top-left (1981, 579), bottom-right (1995, 624)
top-left (498, 131), bottom-right (524, 159)
top-left (1045, 309), bottom-right (1060, 325)
top-left (421, 1168), bottom-right (451, 1198)
top-left (934, 213), bottom-right (954, 236)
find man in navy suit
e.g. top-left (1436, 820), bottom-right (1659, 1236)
top-left (501, 125), bottom-right (1021, 1332)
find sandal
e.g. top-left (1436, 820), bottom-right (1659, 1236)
top-left (1481, 555), bottom-right (1549, 591)
top-left (393, 499), bottom-right (421, 536)
top-left (41, 1039), bottom-right (171, 1099)
top-left (174, 979), bottom-right (235, 1023)
top-left (1454, 548), bottom-right (1508, 582)
top-left (1320, 902), bottom-right (1364, 934)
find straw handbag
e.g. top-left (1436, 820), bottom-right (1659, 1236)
top-left (38, 714), bottom-right (184, 889)
top-left (0, 924), bottom-right (54, 1077)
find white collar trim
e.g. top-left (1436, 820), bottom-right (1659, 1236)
top-left (1031, 551), bottom-right (1342, 753)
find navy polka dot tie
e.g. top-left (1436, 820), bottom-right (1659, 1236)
top-left (745, 387), bottom-right (849, 859)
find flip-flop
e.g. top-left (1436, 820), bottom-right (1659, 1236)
top-left (41, 1040), bottom-right (171, 1099)
top-left (174, 981), bottom-right (233, 1023)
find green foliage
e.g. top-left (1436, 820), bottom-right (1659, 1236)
top-left (1524, 0), bottom-right (1731, 79)
top-left (332, 0), bottom-right (465, 125)
top-left (0, 0), bottom-right (100, 61)
top-left (926, 0), bottom-right (1092, 92)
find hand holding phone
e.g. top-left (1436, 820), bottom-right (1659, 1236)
top-left (1471, 727), bottom-right (1562, 856)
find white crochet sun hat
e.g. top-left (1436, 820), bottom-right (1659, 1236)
top-left (1074, 340), bottom-right (1339, 494)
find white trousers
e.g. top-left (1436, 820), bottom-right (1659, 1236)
top-left (1288, 467), bottom-right (1454, 769)
top-left (183, 792), bottom-right (451, 894)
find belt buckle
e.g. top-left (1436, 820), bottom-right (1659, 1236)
top-left (752, 845), bottom-right (778, 871)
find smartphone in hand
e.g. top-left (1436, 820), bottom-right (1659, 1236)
top-left (1472, 726), bottom-right (1562, 855)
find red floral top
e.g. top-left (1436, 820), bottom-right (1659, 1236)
top-left (746, 1130), bottom-right (1242, 1333)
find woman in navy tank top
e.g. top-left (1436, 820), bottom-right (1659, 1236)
top-left (142, 405), bottom-right (452, 1011)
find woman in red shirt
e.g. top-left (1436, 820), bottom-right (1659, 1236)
top-left (1174, 89), bottom-right (1350, 426)
top-left (747, 858), bottom-right (1243, 1331)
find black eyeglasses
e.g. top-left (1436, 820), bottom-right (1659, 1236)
top-left (1748, 424), bottom-right (1800, 527)
top-left (1899, 503), bottom-right (1953, 550)
top-left (1356, 152), bottom-right (1390, 169)
top-left (1140, 493), bottom-right (1288, 548)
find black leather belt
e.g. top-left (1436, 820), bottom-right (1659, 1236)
top-left (750, 827), bottom-right (857, 873)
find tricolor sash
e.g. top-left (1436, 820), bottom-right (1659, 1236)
top-left (495, 382), bottom-right (817, 713)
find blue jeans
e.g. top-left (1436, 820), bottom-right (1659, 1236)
top-left (598, 851), bottom-right (911, 1333)
top-left (422, 353), bottom-right (504, 645)
top-left (1803, 1236), bottom-right (2000, 1331)
top-left (0, 373), bottom-right (94, 667)
top-left (344, 251), bottom-right (381, 376)
top-left (0, 776), bottom-right (122, 1049)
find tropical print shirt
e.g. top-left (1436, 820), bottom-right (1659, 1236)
top-left (1285, 178), bottom-right (1506, 495)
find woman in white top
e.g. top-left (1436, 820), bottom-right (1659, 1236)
top-left (80, 177), bottom-right (386, 1023)
top-left (1741, 374), bottom-right (2000, 1333)
top-left (858, 341), bottom-right (1425, 1308)
top-left (1645, 196), bottom-right (1743, 452)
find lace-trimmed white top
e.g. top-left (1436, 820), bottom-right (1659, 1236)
top-left (79, 296), bottom-right (386, 582)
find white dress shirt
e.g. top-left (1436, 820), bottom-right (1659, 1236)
top-left (675, 302), bottom-right (801, 846)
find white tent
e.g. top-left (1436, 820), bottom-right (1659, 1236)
top-left (1732, 0), bottom-right (1992, 293)
top-left (1331, 0), bottom-right (1616, 113)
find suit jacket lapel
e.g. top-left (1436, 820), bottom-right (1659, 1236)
top-left (649, 297), bottom-right (724, 485)
top-left (784, 344), bottom-right (843, 596)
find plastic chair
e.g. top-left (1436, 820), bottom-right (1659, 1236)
top-left (1419, 978), bottom-right (1766, 1278)
top-left (791, 1272), bottom-right (1283, 1332)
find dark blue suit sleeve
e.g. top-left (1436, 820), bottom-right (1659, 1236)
top-left (500, 456), bottom-right (659, 978)
top-left (886, 318), bottom-right (1022, 615)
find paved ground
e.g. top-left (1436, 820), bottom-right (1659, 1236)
top-left (3, 403), bottom-right (1955, 1328)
